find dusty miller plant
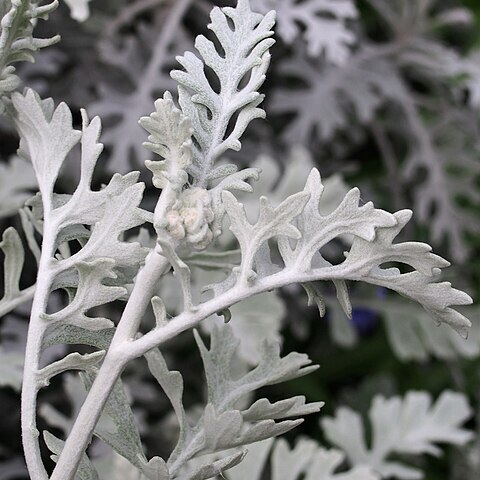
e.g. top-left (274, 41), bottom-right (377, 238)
top-left (268, 0), bottom-right (480, 263)
top-left (0, 1), bottom-right (475, 479)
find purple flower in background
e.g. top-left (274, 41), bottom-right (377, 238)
top-left (352, 308), bottom-right (378, 335)
top-left (351, 288), bottom-right (387, 335)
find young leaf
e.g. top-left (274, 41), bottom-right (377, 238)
top-left (0, 0), bottom-right (59, 113)
top-left (140, 91), bottom-right (193, 191)
top-left (12, 89), bottom-right (82, 194)
top-left (171, 0), bottom-right (276, 186)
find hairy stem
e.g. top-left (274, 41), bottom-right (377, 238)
top-left (50, 259), bottom-right (355, 479)
top-left (21, 218), bottom-right (56, 480)
top-left (21, 4), bottom-right (191, 478)
top-left (50, 181), bottom-right (176, 478)
top-left (49, 250), bottom-right (170, 480)
top-left (125, 266), bottom-right (356, 361)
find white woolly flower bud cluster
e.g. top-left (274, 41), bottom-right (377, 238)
top-left (165, 188), bottom-right (214, 250)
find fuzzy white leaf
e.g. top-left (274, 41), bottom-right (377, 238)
top-left (279, 168), bottom-right (396, 268)
top-left (322, 391), bottom-right (474, 479)
top-left (13, 89), bottom-right (81, 194)
top-left (140, 91), bottom-right (193, 190)
top-left (36, 351), bottom-right (105, 387)
top-left (14, 92), bottom-right (150, 336)
top-left (145, 348), bottom-right (189, 461)
top-left (167, 324), bottom-right (321, 476)
top-left (269, 169), bottom-right (473, 336)
top-left (343, 210), bottom-right (473, 336)
top-left (44, 260), bottom-right (125, 331)
top-left (0, 0), bottom-right (59, 112)
top-left (194, 324), bottom-right (318, 412)
top-left (172, 0), bottom-right (275, 186)
top-left (221, 437), bottom-right (378, 480)
top-left (222, 189), bottom-right (309, 284)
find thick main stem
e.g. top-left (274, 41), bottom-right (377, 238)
top-left (21, 222), bottom-right (56, 480)
top-left (50, 190), bottom-right (176, 479)
top-left (49, 252), bottom-right (170, 480)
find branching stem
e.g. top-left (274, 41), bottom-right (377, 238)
top-left (50, 183), bottom-right (175, 479)
top-left (48, 259), bottom-right (367, 479)
top-left (47, 190), bottom-right (372, 480)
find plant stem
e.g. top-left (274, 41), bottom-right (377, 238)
top-left (49, 250), bottom-right (170, 480)
top-left (49, 259), bottom-right (365, 479)
top-left (49, 356), bottom-right (125, 479)
top-left (22, 0), bottom-right (191, 476)
top-left (50, 185), bottom-right (177, 480)
top-left (124, 257), bottom-right (405, 361)
top-left (21, 222), bottom-right (56, 480)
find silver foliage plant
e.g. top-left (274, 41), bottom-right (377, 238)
top-left (0, 0), bottom-right (58, 113)
top-left (0, 1), bottom-right (476, 479)
top-left (270, 0), bottom-right (480, 262)
top-left (203, 390), bottom-right (472, 480)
